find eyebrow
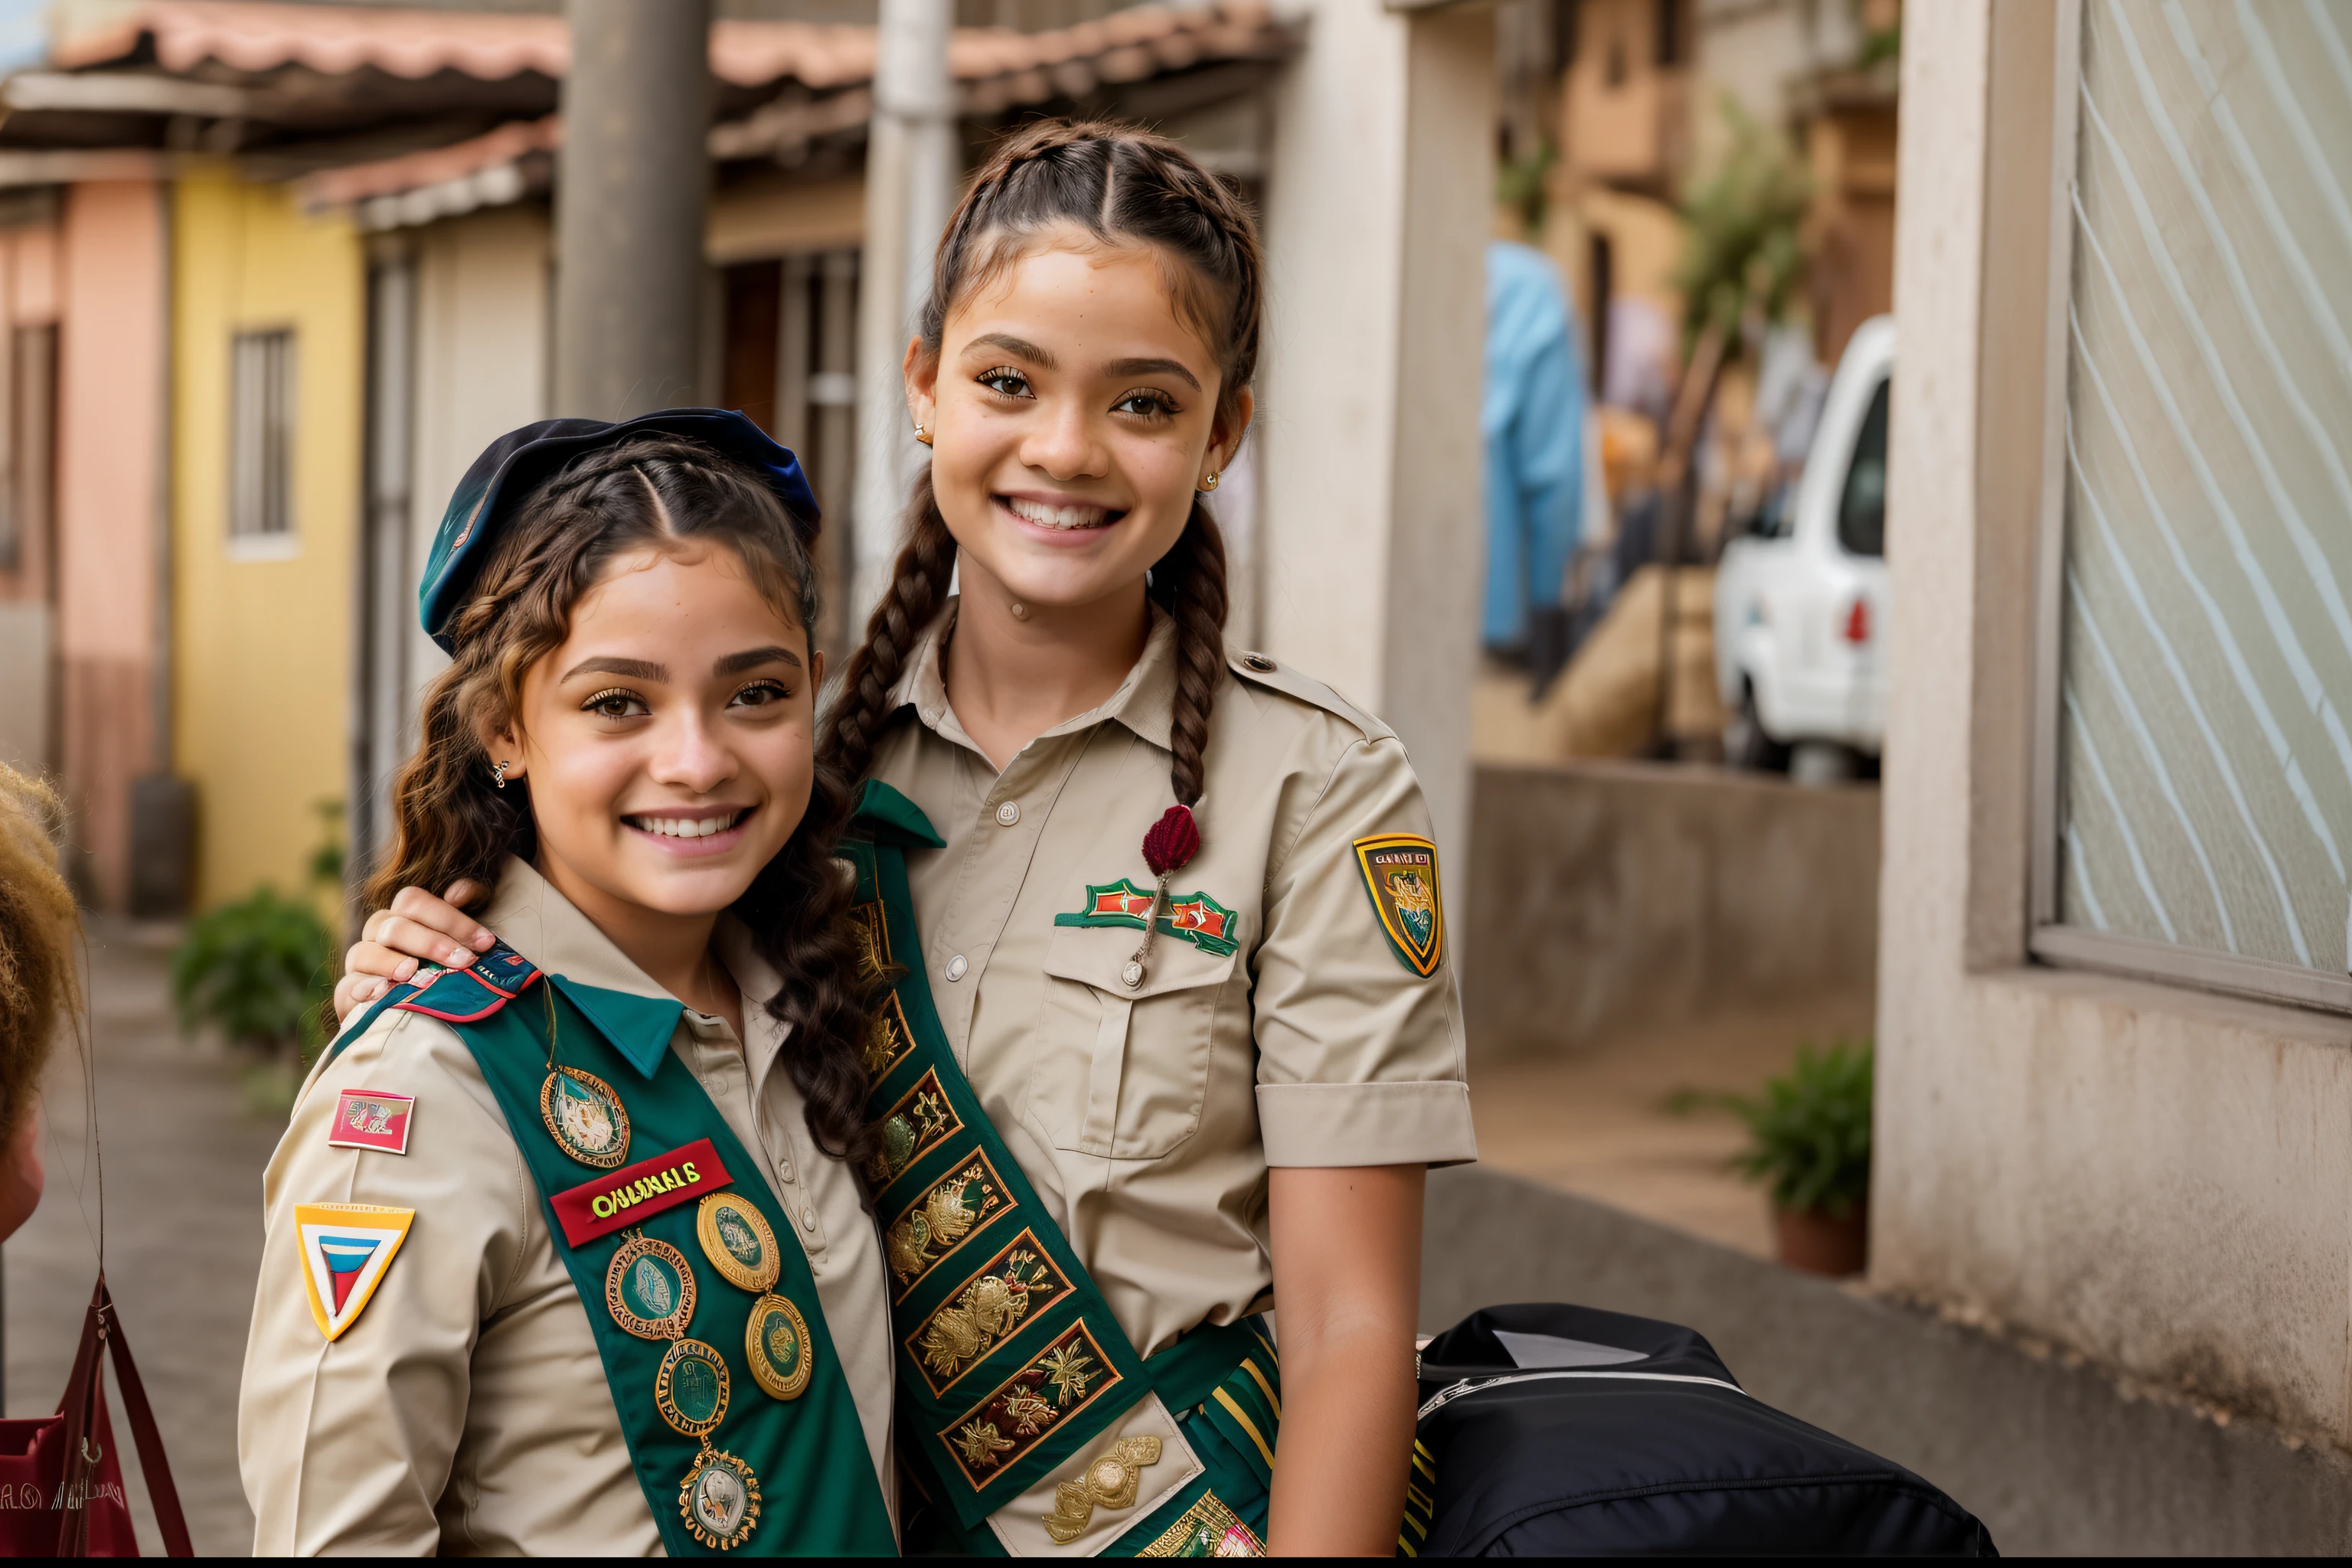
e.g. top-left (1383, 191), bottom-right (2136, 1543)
top-left (1105, 355), bottom-right (1201, 393)
top-left (563, 656), bottom-right (665, 683)
top-left (971, 332), bottom-right (1054, 368)
top-left (715, 645), bottom-right (802, 675)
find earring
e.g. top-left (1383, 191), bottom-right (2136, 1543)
top-left (491, 760), bottom-right (511, 789)
top-left (1197, 471), bottom-right (1220, 492)
top-left (913, 423), bottom-right (933, 446)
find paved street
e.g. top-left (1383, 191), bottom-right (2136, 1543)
top-left (5, 920), bottom-right (283, 1557)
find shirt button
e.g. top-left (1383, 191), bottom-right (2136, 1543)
top-left (945, 954), bottom-right (969, 982)
top-left (776, 1159), bottom-right (795, 1183)
top-left (995, 800), bottom-right (1020, 826)
top-left (799, 1207), bottom-right (818, 1232)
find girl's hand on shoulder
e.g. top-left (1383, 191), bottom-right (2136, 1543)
top-left (332, 882), bottom-right (494, 1024)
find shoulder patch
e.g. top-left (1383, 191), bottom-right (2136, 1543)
top-left (296, 1202), bottom-right (416, 1341)
top-left (1224, 650), bottom-right (1394, 742)
top-left (328, 1089), bottom-right (416, 1155)
top-left (391, 937), bottom-right (542, 1024)
top-left (1354, 834), bottom-right (1445, 976)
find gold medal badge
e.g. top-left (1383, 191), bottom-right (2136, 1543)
top-left (680, 1446), bottom-right (763, 1550)
top-left (744, 1293), bottom-right (812, 1400)
top-left (695, 1192), bottom-right (780, 1293)
top-left (542, 1065), bottom-right (632, 1169)
top-left (606, 1232), bottom-right (698, 1340)
top-left (604, 1230), bottom-right (762, 1548)
top-left (656, 1338), bottom-right (733, 1439)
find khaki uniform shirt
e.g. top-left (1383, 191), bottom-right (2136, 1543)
top-left (237, 860), bottom-right (896, 1555)
top-left (870, 601), bottom-right (1478, 1358)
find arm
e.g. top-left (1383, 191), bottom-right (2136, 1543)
top-left (332, 882), bottom-right (495, 1024)
top-left (1265, 1163), bottom-right (1426, 1557)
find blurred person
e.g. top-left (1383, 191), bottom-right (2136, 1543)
top-left (239, 417), bottom-right (897, 1554)
top-left (1485, 241), bottom-right (1586, 685)
top-left (338, 121), bottom-right (1471, 1557)
top-left (0, 764), bottom-right (65, 1241)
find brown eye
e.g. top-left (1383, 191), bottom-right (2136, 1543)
top-left (583, 688), bottom-right (648, 720)
top-left (729, 680), bottom-right (790, 709)
top-left (978, 367), bottom-right (1032, 398)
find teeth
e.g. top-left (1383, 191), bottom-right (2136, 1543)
top-left (629, 812), bottom-right (744, 839)
top-left (1007, 496), bottom-right (1110, 531)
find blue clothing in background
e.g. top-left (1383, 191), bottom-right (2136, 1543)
top-left (1482, 241), bottom-right (1585, 650)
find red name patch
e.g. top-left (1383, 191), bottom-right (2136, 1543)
top-left (328, 1089), bottom-right (416, 1155)
top-left (550, 1138), bottom-right (731, 1249)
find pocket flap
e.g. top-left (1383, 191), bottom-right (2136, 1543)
top-left (1042, 919), bottom-right (1237, 999)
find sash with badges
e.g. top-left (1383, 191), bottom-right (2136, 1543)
top-left (330, 945), bottom-right (893, 1557)
top-left (845, 782), bottom-right (1282, 1557)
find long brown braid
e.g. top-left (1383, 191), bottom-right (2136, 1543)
top-left (819, 119), bottom-right (1265, 815)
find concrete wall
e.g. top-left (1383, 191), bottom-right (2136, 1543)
top-left (1874, 0), bottom-right (2352, 1448)
top-left (1464, 760), bottom-right (1878, 1060)
top-left (1422, 1167), bottom-right (2352, 1556)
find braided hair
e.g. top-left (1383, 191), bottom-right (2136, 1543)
top-left (368, 435), bottom-right (876, 1165)
top-left (821, 120), bottom-right (1263, 815)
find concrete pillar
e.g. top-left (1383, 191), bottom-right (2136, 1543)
top-left (554, 0), bottom-right (712, 420)
top-left (1256, 0), bottom-right (1494, 903)
top-left (851, 0), bottom-right (958, 626)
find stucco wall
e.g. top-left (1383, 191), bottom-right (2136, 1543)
top-left (1464, 760), bottom-right (1878, 1061)
top-left (171, 168), bottom-right (364, 910)
top-left (1873, 0), bottom-right (2352, 1444)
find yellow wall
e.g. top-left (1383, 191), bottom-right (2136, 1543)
top-left (171, 168), bottom-right (363, 910)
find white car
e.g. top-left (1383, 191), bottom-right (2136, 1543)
top-left (1714, 313), bottom-right (1892, 776)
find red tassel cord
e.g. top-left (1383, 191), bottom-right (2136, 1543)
top-left (1123, 805), bottom-right (1200, 988)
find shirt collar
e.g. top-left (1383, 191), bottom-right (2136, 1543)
top-left (890, 594), bottom-right (1178, 755)
top-left (479, 858), bottom-right (708, 1080)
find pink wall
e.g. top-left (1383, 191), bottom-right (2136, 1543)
top-left (56, 181), bottom-right (166, 907)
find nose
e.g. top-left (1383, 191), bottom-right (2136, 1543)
top-left (1018, 392), bottom-right (1106, 482)
top-left (647, 708), bottom-right (738, 797)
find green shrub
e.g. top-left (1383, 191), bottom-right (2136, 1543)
top-left (1674, 1040), bottom-right (1873, 1218)
top-left (171, 886), bottom-right (335, 1062)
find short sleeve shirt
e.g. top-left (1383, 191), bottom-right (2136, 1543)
top-left (236, 860), bottom-right (896, 1554)
top-left (868, 600), bottom-right (1477, 1357)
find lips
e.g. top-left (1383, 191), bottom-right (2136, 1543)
top-left (1001, 495), bottom-right (1118, 531)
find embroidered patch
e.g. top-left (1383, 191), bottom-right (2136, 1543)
top-left (865, 1070), bottom-right (962, 1188)
top-left (1137, 1490), bottom-right (1265, 1557)
top-left (849, 899), bottom-right (894, 982)
top-left (295, 1202), bottom-right (415, 1341)
top-left (1051, 879), bottom-right (1241, 957)
top-left (906, 1230), bottom-right (1076, 1396)
top-left (938, 1320), bottom-right (1123, 1489)
top-left (886, 1153), bottom-right (1015, 1297)
top-left (1353, 834), bottom-right (1445, 976)
top-left (549, 1138), bottom-right (731, 1248)
top-left (862, 990), bottom-right (916, 1080)
top-left (390, 938), bottom-right (541, 1024)
top-left (327, 1089), bottom-right (414, 1155)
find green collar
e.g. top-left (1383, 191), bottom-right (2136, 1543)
top-left (852, 779), bottom-right (945, 848)
top-left (550, 975), bottom-right (684, 1080)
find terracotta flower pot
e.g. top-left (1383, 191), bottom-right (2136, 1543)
top-left (1775, 1203), bottom-right (1867, 1277)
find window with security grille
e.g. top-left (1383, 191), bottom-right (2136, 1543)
top-left (229, 328), bottom-right (295, 539)
top-left (2043, 0), bottom-right (2352, 1004)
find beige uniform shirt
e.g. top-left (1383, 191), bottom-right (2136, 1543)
top-left (871, 601), bottom-right (1478, 1358)
top-left (237, 860), bottom-right (896, 1555)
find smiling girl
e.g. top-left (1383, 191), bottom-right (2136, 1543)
top-left (243, 419), bottom-right (897, 1556)
top-left (340, 122), bottom-right (1476, 1558)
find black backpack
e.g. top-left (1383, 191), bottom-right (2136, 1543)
top-left (1413, 1303), bottom-right (1997, 1557)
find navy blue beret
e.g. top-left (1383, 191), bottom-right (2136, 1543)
top-left (418, 407), bottom-right (820, 653)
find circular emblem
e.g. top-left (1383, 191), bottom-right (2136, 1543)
top-left (655, 1338), bottom-right (731, 1439)
top-left (541, 1067), bottom-right (631, 1169)
top-left (678, 1446), bottom-right (761, 1550)
top-left (605, 1233), bottom-right (696, 1341)
top-left (744, 1293), bottom-right (812, 1400)
top-left (696, 1193), bottom-right (780, 1294)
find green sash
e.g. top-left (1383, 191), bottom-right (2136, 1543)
top-left (846, 782), bottom-right (1282, 1555)
top-left (332, 950), bottom-right (897, 1557)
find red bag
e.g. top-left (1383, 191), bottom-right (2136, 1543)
top-left (0, 1274), bottom-right (191, 1556)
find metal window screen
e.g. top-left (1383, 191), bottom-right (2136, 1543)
top-left (230, 329), bottom-right (294, 537)
top-left (2053, 0), bottom-right (2352, 982)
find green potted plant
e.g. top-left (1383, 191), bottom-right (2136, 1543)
top-left (1687, 1040), bottom-right (1873, 1276)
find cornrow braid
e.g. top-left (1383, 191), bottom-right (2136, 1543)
top-left (820, 119), bottom-right (1265, 820)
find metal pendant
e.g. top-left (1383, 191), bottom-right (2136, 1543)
top-left (605, 1232), bottom-right (697, 1341)
top-left (744, 1292), bottom-right (813, 1400)
top-left (695, 1192), bottom-right (781, 1294)
top-left (541, 1066), bottom-right (632, 1169)
top-left (678, 1446), bottom-right (762, 1550)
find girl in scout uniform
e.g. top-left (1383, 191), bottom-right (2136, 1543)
top-left (246, 415), bottom-right (900, 1556)
top-left (339, 122), bottom-right (1477, 1557)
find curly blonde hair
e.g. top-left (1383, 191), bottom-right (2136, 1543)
top-left (0, 765), bottom-right (75, 1145)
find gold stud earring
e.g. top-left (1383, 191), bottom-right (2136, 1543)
top-left (913, 423), bottom-right (933, 446)
top-left (1197, 471), bottom-right (1220, 492)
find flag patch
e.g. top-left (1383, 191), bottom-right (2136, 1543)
top-left (328, 1089), bottom-right (416, 1155)
top-left (296, 1202), bottom-right (416, 1341)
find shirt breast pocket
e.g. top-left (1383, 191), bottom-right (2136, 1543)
top-left (1025, 922), bottom-right (1238, 1160)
